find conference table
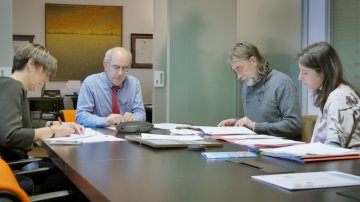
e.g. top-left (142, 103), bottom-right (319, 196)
top-left (42, 128), bottom-right (360, 202)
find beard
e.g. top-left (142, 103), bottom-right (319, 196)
top-left (245, 78), bottom-right (256, 86)
top-left (244, 72), bottom-right (259, 86)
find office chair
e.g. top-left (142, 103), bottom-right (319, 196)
top-left (0, 157), bottom-right (72, 202)
top-left (58, 110), bottom-right (76, 123)
top-left (346, 116), bottom-right (360, 149)
top-left (301, 115), bottom-right (317, 143)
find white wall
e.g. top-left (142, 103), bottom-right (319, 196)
top-left (13, 0), bottom-right (154, 104)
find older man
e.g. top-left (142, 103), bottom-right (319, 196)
top-left (76, 47), bottom-right (146, 127)
top-left (218, 42), bottom-right (302, 138)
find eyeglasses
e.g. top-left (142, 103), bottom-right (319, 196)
top-left (110, 65), bottom-right (129, 73)
top-left (106, 61), bottom-right (129, 73)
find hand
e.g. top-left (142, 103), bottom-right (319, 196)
top-left (63, 122), bottom-right (85, 134)
top-left (234, 117), bottom-right (255, 130)
top-left (105, 114), bottom-right (124, 126)
top-left (123, 112), bottom-right (135, 122)
top-left (218, 118), bottom-right (237, 127)
top-left (52, 123), bottom-right (84, 137)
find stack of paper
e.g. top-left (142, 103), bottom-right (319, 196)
top-left (233, 138), bottom-right (304, 148)
top-left (152, 123), bottom-right (256, 135)
top-left (252, 171), bottom-right (360, 190)
top-left (153, 123), bottom-right (191, 130)
top-left (141, 133), bottom-right (203, 141)
top-left (261, 143), bottom-right (360, 163)
top-left (201, 151), bottom-right (257, 159)
top-left (195, 126), bottom-right (256, 135)
top-left (212, 134), bottom-right (281, 142)
top-left (47, 128), bottom-right (125, 144)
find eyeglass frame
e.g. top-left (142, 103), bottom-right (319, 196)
top-left (105, 60), bottom-right (130, 73)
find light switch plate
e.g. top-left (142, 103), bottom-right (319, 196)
top-left (154, 71), bottom-right (164, 87)
top-left (0, 67), bottom-right (11, 77)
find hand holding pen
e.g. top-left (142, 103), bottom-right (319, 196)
top-left (49, 117), bottom-right (85, 137)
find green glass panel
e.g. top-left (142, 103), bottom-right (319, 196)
top-left (331, 0), bottom-right (360, 88)
top-left (168, 0), bottom-right (237, 125)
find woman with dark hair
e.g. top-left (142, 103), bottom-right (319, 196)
top-left (298, 41), bottom-right (360, 149)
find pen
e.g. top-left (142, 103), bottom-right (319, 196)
top-left (58, 116), bottom-right (63, 125)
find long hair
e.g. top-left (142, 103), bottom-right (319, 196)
top-left (229, 42), bottom-right (270, 77)
top-left (297, 41), bottom-right (360, 112)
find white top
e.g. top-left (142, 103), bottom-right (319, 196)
top-left (312, 84), bottom-right (360, 149)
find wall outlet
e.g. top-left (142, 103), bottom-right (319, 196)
top-left (154, 71), bottom-right (164, 87)
top-left (0, 67), bottom-right (11, 77)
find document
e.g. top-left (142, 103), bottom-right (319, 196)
top-left (212, 134), bottom-right (281, 142)
top-left (47, 128), bottom-right (125, 144)
top-left (201, 151), bottom-right (257, 159)
top-left (252, 171), bottom-right (360, 190)
top-left (233, 138), bottom-right (304, 148)
top-left (153, 123), bottom-right (256, 135)
top-left (153, 123), bottom-right (191, 130)
top-left (261, 143), bottom-right (360, 163)
top-left (141, 133), bottom-right (204, 141)
top-left (107, 126), bottom-right (116, 131)
top-left (170, 129), bottom-right (203, 136)
top-left (262, 142), bottom-right (360, 156)
top-left (195, 126), bottom-right (256, 135)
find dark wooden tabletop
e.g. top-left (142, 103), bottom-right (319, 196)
top-left (42, 128), bottom-right (360, 202)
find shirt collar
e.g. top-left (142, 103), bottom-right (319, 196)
top-left (102, 72), bottom-right (127, 89)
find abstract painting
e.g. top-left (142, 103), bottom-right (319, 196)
top-left (45, 4), bottom-right (122, 81)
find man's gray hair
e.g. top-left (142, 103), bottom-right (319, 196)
top-left (104, 47), bottom-right (132, 67)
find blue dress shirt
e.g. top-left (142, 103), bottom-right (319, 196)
top-left (76, 72), bottom-right (146, 127)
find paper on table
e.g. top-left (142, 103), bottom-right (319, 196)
top-left (47, 128), bottom-right (125, 143)
top-left (153, 123), bottom-right (191, 130)
top-left (252, 171), bottom-right (360, 190)
top-left (212, 134), bottom-right (281, 142)
top-left (233, 138), bottom-right (304, 148)
top-left (170, 129), bottom-right (203, 136)
top-left (195, 126), bottom-right (256, 135)
top-left (261, 142), bottom-right (360, 156)
top-left (141, 133), bottom-right (203, 141)
top-left (107, 126), bottom-right (117, 131)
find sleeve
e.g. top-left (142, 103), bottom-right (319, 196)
top-left (76, 79), bottom-right (108, 127)
top-left (131, 80), bottom-right (146, 121)
top-left (0, 87), bottom-right (34, 152)
top-left (323, 93), bottom-right (356, 147)
top-left (255, 81), bottom-right (302, 138)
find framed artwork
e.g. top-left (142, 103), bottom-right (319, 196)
top-left (13, 35), bottom-right (34, 54)
top-left (130, 33), bottom-right (153, 68)
top-left (45, 4), bottom-right (123, 81)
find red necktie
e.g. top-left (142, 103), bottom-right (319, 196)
top-left (112, 86), bottom-right (120, 114)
